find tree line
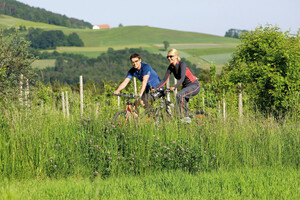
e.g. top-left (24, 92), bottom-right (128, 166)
top-left (26, 28), bottom-right (84, 49)
top-left (37, 48), bottom-right (201, 86)
top-left (0, 0), bottom-right (92, 29)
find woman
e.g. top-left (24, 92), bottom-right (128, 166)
top-left (155, 49), bottom-right (200, 122)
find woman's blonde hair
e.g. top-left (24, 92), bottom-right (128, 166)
top-left (168, 49), bottom-right (181, 61)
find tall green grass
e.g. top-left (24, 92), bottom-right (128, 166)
top-left (0, 168), bottom-right (299, 199)
top-left (0, 93), bottom-right (299, 180)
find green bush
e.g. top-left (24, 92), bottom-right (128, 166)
top-left (221, 25), bottom-right (300, 117)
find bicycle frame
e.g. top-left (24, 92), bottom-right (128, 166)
top-left (112, 93), bottom-right (138, 125)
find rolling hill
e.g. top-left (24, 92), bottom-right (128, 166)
top-left (0, 14), bottom-right (240, 72)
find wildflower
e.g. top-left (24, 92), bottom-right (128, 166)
top-left (94, 171), bottom-right (99, 175)
top-left (69, 149), bottom-right (71, 152)
top-left (173, 141), bottom-right (176, 144)
top-left (108, 157), bottom-right (112, 160)
top-left (122, 133), bottom-right (125, 135)
top-left (107, 152), bottom-right (110, 154)
top-left (54, 165), bottom-right (57, 168)
top-left (130, 161), bottom-right (133, 164)
top-left (112, 125), bottom-right (116, 128)
top-left (118, 156), bottom-right (120, 159)
top-left (211, 161), bottom-right (213, 164)
top-left (213, 155), bottom-right (216, 158)
top-left (186, 160), bottom-right (189, 162)
top-left (50, 157), bottom-right (53, 159)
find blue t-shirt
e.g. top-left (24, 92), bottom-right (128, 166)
top-left (126, 62), bottom-right (161, 89)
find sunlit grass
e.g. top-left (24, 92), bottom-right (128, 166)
top-left (31, 59), bottom-right (56, 69)
top-left (0, 168), bottom-right (298, 199)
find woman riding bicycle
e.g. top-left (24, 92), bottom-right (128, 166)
top-left (155, 49), bottom-right (200, 122)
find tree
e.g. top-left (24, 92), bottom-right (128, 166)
top-left (163, 41), bottom-right (169, 51)
top-left (221, 25), bottom-right (300, 116)
top-left (0, 29), bottom-right (36, 100)
top-left (67, 32), bottom-right (84, 46)
top-left (224, 28), bottom-right (248, 38)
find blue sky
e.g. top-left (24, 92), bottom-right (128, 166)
top-left (17, 0), bottom-right (300, 36)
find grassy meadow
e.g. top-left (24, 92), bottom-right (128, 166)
top-left (1, 14), bottom-right (299, 199)
top-left (0, 87), bottom-right (299, 199)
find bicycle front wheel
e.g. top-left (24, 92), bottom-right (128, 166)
top-left (112, 110), bottom-right (128, 125)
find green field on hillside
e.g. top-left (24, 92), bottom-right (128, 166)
top-left (1, 14), bottom-right (240, 72)
top-left (0, 15), bottom-right (68, 30)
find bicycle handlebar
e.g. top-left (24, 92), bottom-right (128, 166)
top-left (112, 92), bottom-right (136, 99)
top-left (150, 88), bottom-right (171, 99)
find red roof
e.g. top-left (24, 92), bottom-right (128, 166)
top-left (97, 24), bottom-right (110, 29)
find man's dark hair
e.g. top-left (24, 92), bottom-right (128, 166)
top-left (130, 53), bottom-right (141, 60)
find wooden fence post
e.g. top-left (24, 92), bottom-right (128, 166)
top-left (174, 78), bottom-right (177, 97)
top-left (166, 79), bottom-right (170, 101)
top-left (80, 76), bottom-right (83, 115)
top-left (133, 77), bottom-right (137, 95)
top-left (25, 79), bottom-right (29, 107)
top-left (239, 83), bottom-right (243, 118)
top-left (19, 74), bottom-right (23, 105)
top-left (65, 91), bottom-right (69, 118)
top-left (62, 92), bottom-right (65, 117)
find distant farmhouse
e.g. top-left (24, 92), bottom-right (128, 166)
top-left (92, 24), bottom-right (110, 30)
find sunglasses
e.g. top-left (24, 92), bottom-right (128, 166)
top-left (166, 55), bottom-right (175, 59)
top-left (131, 59), bottom-right (140, 64)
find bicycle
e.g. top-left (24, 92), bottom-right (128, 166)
top-left (112, 93), bottom-right (139, 125)
top-left (148, 88), bottom-right (174, 125)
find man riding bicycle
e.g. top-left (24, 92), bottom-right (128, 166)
top-left (113, 53), bottom-right (161, 108)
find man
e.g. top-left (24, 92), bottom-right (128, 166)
top-left (113, 53), bottom-right (161, 107)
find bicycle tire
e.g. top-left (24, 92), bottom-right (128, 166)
top-left (112, 110), bottom-right (127, 124)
